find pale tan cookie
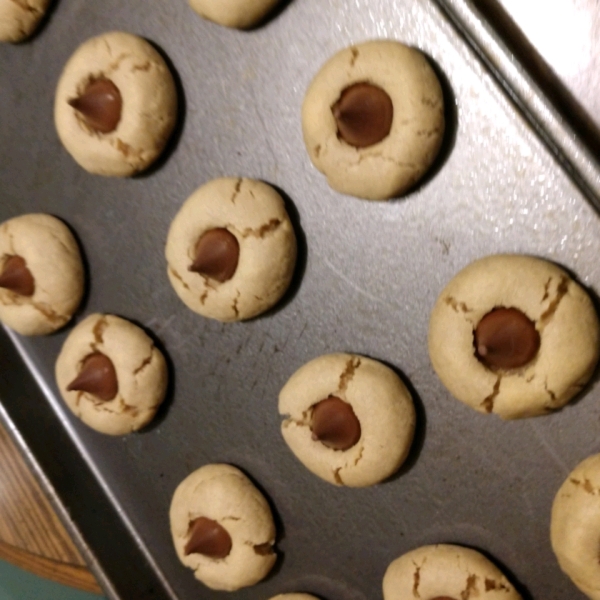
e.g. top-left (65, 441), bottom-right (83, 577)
top-left (189, 0), bottom-right (280, 29)
top-left (383, 544), bottom-right (522, 600)
top-left (0, 0), bottom-right (50, 43)
top-left (54, 31), bottom-right (177, 176)
top-left (166, 177), bottom-right (297, 322)
top-left (279, 353), bottom-right (415, 487)
top-left (55, 314), bottom-right (168, 435)
top-left (302, 40), bottom-right (444, 200)
top-left (170, 464), bottom-right (277, 591)
top-left (0, 214), bottom-right (84, 336)
top-left (428, 254), bottom-right (599, 419)
top-left (551, 454), bottom-right (600, 600)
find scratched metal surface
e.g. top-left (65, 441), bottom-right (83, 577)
top-left (1, 0), bottom-right (600, 599)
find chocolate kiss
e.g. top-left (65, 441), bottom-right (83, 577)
top-left (0, 256), bottom-right (34, 296)
top-left (68, 78), bottom-right (123, 134)
top-left (189, 228), bottom-right (240, 283)
top-left (184, 517), bottom-right (232, 558)
top-left (475, 307), bottom-right (540, 370)
top-left (431, 597), bottom-right (458, 600)
top-left (67, 352), bottom-right (118, 401)
top-left (311, 396), bottom-right (361, 450)
top-left (332, 82), bottom-right (394, 148)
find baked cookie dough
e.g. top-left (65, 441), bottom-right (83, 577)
top-left (279, 353), bottom-right (415, 487)
top-left (383, 544), bottom-right (522, 600)
top-left (189, 0), bottom-right (280, 29)
top-left (54, 31), bottom-right (178, 177)
top-left (0, 214), bottom-right (84, 336)
top-left (551, 453), bottom-right (600, 599)
top-left (428, 254), bottom-right (599, 419)
top-left (170, 464), bottom-right (277, 591)
top-left (0, 0), bottom-right (50, 43)
top-left (166, 177), bottom-right (297, 322)
top-left (302, 40), bottom-right (445, 200)
top-left (55, 314), bottom-right (168, 435)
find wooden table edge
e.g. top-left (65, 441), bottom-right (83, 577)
top-left (0, 539), bottom-right (103, 595)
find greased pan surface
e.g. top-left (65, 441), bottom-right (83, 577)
top-left (1, 0), bottom-right (600, 598)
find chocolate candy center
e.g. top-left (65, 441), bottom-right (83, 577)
top-left (67, 352), bottom-right (119, 401)
top-left (68, 78), bottom-right (123, 134)
top-left (331, 82), bottom-right (394, 148)
top-left (474, 307), bottom-right (540, 370)
top-left (189, 228), bottom-right (239, 283)
top-left (184, 517), bottom-right (232, 559)
top-left (0, 255), bottom-right (35, 296)
top-left (310, 396), bottom-right (361, 450)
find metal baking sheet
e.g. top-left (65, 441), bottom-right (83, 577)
top-left (472, 0), bottom-right (600, 155)
top-left (1, 1), bottom-right (600, 599)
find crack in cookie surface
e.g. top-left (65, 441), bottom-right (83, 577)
top-left (91, 315), bottom-right (109, 349)
top-left (539, 276), bottom-right (569, 326)
top-left (412, 563), bottom-right (421, 597)
top-left (133, 348), bottom-right (155, 375)
top-left (337, 356), bottom-right (361, 393)
top-left (481, 375), bottom-right (502, 413)
top-left (444, 295), bottom-right (473, 314)
top-left (230, 178), bottom-right (242, 204)
top-left (569, 477), bottom-right (597, 494)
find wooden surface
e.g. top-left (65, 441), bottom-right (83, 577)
top-left (0, 420), bottom-right (102, 595)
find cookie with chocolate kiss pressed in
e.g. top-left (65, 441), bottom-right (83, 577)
top-left (0, 214), bottom-right (84, 336)
top-left (189, 0), bottom-right (281, 29)
top-left (383, 545), bottom-right (522, 600)
top-left (302, 40), bottom-right (445, 200)
top-left (54, 31), bottom-right (178, 176)
top-left (279, 353), bottom-right (415, 487)
top-left (0, 0), bottom-right (50, 43)
top-left (169, 464), bottom-right (276, 591)
top-left (428, 254), bottom-right (600, 419)
top-left (55, 314), bottom-right (167, 435)
top-left (165, 177), bottom-right (297, 322)
top-left (551, 453), bottom-right (600, 600)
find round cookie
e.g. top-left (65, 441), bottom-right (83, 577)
top-left (551, 453), bottom-right (600, 599)
top-left (0, 214), bottom-right (84, 336)
top-left (383, 544), bottom-right (522, 600)
top-left (54, 31), bottom-right (178, 177)
top-left (302, 40), bottom-right (445, 200)
top-left (169, 464), bottom-right (277, 591)
top-left (428, 254), bottom-right (600, 419)
top-left (165, 177), bottom-right (297, 322)
top-left (55, 313), bottom-right (168, 435)
top-left (279, 353), bottom-right (415, 487)
top-left (189, 0), bottom-right (280, 29)
top-left (0, 0), bottom-right (50, 43)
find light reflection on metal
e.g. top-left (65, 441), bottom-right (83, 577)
top-left (497, 0), bottom-right (592, 78)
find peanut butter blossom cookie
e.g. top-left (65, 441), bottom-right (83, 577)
top-left (189, 0), bottom-right (281, 29)
top-left (383, 545), bottom-right (522, 600)
top-left (551, 453), bottom-right (600, 599)
top-left (170, 464), bottom-right (277, 591)
top-left (428, 254), bottom-right (600, 419)
top-left (54, 31), bottom-right (178, 176)
top-left (0, 0), bottom-right (50, 42)
top-left (55, 314), bottom-right (168, 435)
top-left (0, 214), bottom-right (84, 335)
top-left (302, 40), bottom-right (445, 200)
top-left (279, 353), bottom-right (415, 487)
top-left (166, 177), bottom-right (297, 322)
